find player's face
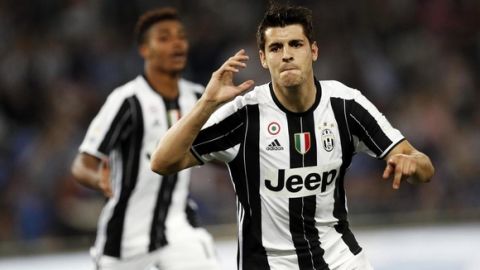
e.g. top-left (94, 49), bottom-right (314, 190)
top-left (259, 24), bottom-right (318, 88)
top-left (140, 20), bottom-right (189, 74)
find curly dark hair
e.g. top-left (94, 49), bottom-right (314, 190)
top-left (134, 7), bottom-right (180, 45)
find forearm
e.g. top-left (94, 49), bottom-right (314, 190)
top-left (151, 97), bottom-right (219, 174)
top-left (71, 154), bottom-right (102, 190)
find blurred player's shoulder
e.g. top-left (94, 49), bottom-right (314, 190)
top-left (102, 76), bottom-right (140, 106)
top-left (179, 78), bottom-right (204, 97)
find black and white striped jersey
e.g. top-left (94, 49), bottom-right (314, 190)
top-left (79, 75), bottom-right (203, 259)
top-left (191, 80), bottom-right (404, 270)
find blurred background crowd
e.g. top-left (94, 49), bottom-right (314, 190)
top-left (0, 0), bottom-right (479, 255)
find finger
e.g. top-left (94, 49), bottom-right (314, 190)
top-left (383, 163), bottom-right (393, 179)
top-left (226, 51), bottom-right (249, 65)
top-left (104, 185), bottom-right (113, 198)
top-left (217, 60), bottom-right (247, 74)
top-left (101, 183), bottom-right (113, 198)
top-left (100, 174), bottom-right (113, 198)
top-left (234, 49), bottom-right (247, 57)
top-left (236, 80), bottom-right (255, 93)
top-left (222, 66), bottom-right (240, 73)
top-left (409, 161), bottom-right (417, 175)
top-left (226, 60), bottom-right (247, 68)
top-left (101, 158), bottom-right (109, 169)
top-left (403, 160), bottom-right (413, 177)
top-left (392, 162), bottom-right (403, 189)
top-left (221, 57), bottom-right (248, 71)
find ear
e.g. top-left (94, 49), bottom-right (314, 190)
top-left (259, 50), bottom-right (268, 69)
top-left (139, 44), bottom-right (149, 59)
top-left (311, 41), bottom-right (318, 62)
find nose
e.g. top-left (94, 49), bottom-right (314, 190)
top-left (282, 47), bottom-right (293, 62)
top-left (173, 35), bottom-right (187, 48)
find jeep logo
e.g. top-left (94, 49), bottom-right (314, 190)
top-left (262, 161), bottom-right (341, 198)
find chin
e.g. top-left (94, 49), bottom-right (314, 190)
top-left (279, 74), bottom-right (302, 88)
top-left (168, 65), bottom-right (186, 74)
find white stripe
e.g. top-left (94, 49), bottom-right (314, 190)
top-left (343, 99), bottom-right (352, 141)
top-left (242, 109), bottom-right (251, 215)
top-left (238, 199), bottom-right (245, 270)
top-left (300, 118), bottom-right (305, 163)
top-left (301, 197), bottom-right (317, 270)
top-left (298, 118), bottom-right (316, 268)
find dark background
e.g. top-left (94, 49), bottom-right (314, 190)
top-left (0, 0), bottom-right (479, 255)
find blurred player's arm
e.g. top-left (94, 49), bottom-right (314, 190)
top-left (151, 49), bottom-right (254, 175)
top-left (71, 153), bottom-right (112, 198)
top-left (382, 140), bottom-right (434, 190)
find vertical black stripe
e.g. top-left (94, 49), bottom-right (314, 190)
top-left (287, 114), bottom-right (310, 269)
top-left (149, 173), bottom-right (179, 250)
top-left (287, 112), bottom-right (328, 270)
top-left (98, 100), bottom-right (131, 154)
top-left (149, 95), bottom-right (181, 251)
top-left (103, 96), bottom-right (144, 258)
top-left (229, 105), bottom-right (269, 270)
top-left (331, 98), bottom-right (362, 255)
top-left (242, 105), bottom-right (269, 270)
top-left (301, 114), bottom-right (327, 269)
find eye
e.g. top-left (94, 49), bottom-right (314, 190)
top-left (158, 36), bottom-right (169, 42)
top-left (291, 41), bottom-right (303, 48)
top-left (269, 44), bottom-right (281, 52)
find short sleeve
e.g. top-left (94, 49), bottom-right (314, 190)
top-left (190, 101), bottom-right (246, 164)
top-left (347, 90), bottom-right (404, 159)
top-left (79, 92), bottom-right (133, 158)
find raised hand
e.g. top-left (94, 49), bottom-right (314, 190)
top-left (202, 49), bottom-right (255, 107)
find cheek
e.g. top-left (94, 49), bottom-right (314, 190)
top-left (151, 47), bottom-right (169, 59)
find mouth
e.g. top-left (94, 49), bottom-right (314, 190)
top-left (171, 51), bottom-right (187, 61)
top-left (280, 65), bottom-right (298, 73)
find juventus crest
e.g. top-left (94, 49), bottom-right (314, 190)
top-left (321, 128), bottom-right (335, 152)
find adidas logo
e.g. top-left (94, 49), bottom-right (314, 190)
top-left (266, 139), bottom-right (284, 151)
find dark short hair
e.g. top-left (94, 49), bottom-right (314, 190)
top-left (256, 5), bottom-right (314, 51)
top-left (134, 7), bottom-right (180, 45)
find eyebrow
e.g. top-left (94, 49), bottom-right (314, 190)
top-left (268, 42), bottom-right (282, 48)
top-left (267, 39), bottom-right (304, 47)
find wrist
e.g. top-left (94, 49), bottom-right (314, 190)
top-left (198, 96), bottom-right (222, 114)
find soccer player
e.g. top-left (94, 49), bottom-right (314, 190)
top-left (150, 5), bottom-right (434, 270)
top-left (71, 8), bottom-right (220, 270)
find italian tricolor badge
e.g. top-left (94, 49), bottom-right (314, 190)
top-left (294, 132), bottom-right (311, 154)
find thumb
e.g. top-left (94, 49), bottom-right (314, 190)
top-left (383, 161), bottom-right (394, 179)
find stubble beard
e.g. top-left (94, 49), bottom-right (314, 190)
top-left (279, 72), bottom-right (303, 89)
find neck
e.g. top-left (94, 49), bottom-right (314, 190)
top-left (272, 77), bottom-right (316, 113)
top-left (144, 65), bottom-right (180, 100)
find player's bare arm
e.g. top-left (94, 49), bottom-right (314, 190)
top-left (71, 153), bottom-right (112, 198)
top-left (382, 140), bottom-right (434, 190)
top-left (150, 49), bottom-right (255, 175)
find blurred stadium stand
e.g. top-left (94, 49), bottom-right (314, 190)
top-left (0, 0), bottom-right (479, 260)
